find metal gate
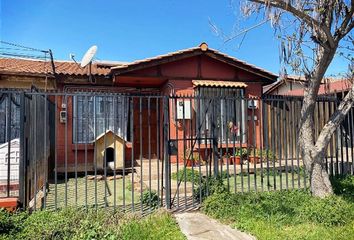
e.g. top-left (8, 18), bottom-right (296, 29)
top-left (0, 90), bottom-right (352, 213)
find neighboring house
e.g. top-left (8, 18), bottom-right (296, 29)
top-left (263, 75), bottom-right (306, 95)
top-left (0, 43), bottom-right (277, 171)
top-left (264, 75), bottom-right (353, 96)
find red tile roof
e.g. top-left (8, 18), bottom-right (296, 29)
top-left (111, 43), bottom-right (277, 82)
top-left (0, 58), bottom-right (122, 76)
top-left (285, 79), bottom-right (353, 96)
top-left (263, 75), bottom-right (346, 95)
top-left (192, 80), bottom-right (248, 88)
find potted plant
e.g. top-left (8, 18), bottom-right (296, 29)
top-left (259, 149), bottom-right (276, 161)
top-left (248, 148), bottom-right (261, 164)
top-left (231, 148), bottom-right (247, 165)
top-left (183, 148), bottom-right (203, 167)
top-left (222, 153), bottom-right (233, 165)
top-left (248, 149), bottom-right (276, 163)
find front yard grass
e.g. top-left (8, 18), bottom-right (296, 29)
top-left (202, 175), bottom-right (354, 240)
top-left (46, 177), bottom-right (139, 209)
top-left (0, 208), bottom-right (186, 240)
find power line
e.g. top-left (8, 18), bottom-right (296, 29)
top-left (0, 52), bottom-right (48, 60)
top-left (0, 40), bottom-right (48, 53)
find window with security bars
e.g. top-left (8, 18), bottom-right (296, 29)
top-left (0, 95), bottom-right (20, 144)
top-left (73, 95), bottom-right (129, 143)
top-left (196, 87), bottom-right (247, 144)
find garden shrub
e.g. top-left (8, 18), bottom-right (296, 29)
top-left (171, 168), bottom-right (202, 184)
top-left (118, 210), bottom-right (185, 240)
top-left (140, 190), bottom-right (159, 209)
top-left (203, 188), bottom-right (354, 226)
top-left (298, 195), bottom-right (354, 226)
top-left (194, 176), bottom-right (228, 202)
top-left (331, 175), bottom-right (354, 200)
top-left (0, 208), bottom-right (185, 240)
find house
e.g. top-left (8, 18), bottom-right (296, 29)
top-left (0, 42), bottom-right (277, 172)
top-left (263, 75), bottom-right (307, 95)
top-left (264, 75), bottom-right (353, 97)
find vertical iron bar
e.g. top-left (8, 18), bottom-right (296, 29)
top-left (148, 97), bottom-right (152, 211)
top-left (103, 95), bottom-right (107, 208)
top-left (156, 98), bottom-right (160, 207)
top-left (277, 99), bottom-right (282, 190)
top-left (225, 96), bottom-right (230, 192)
top-left (246, 98), bottom-right (250, 192)
top-left (284, 98), bottom-right (288, 190)
top-left (33, 95), bottom-right (37, 210)
top-left (251, 99), bottom-right (256, 192)
top-left (64, 95), bottom-right (68, 207)
top-left (290, 99), bottom-right (295, 189)
top-left (84, 95), bottom-right (88, 209)
top-left (74, 96), bottom-right (78, 207)
top-left (239, 96), bottom-right (244, 193)
top-left (94, 95), bottom-right (98, 209)
top-left (271, 99), bottom-right (276, 190)
top-left (116, 95), bottom-right (121, 211)
top-left (260, 98), bottom-right (264, 192)
top-left (174, 97), bottom-right (180, 208)
top-left (189, 95), bottom-right (195, 207)
top-left (54, 95), bottom-right (58, 210)
top-left (264, 98), bottom-right (270, 191)
top-left (6, 93), bottom-right (12, 197)
top-left (139, 97), bottom-right (143, 213)
top-left (183, 97), bottom-right (188, 209)
top-left (43, 93), bottom-right (48, 208)
top-left (130, 97), bottom-right (135, 211)
top-left (163, 96), bottom-right (171, 209)
top-left (329, 101), bottom-right (334, 176)
top-left (19, 93), bottom-right (25, 206)
top-left (197, 95), bottom-right (202, 203)
top-left (231, 95), bottom-right (236, 193)
top-left (113, 95), bottom-right (117, 211)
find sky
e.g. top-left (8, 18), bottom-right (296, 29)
top-left (0, 0), bottom-right (350, 76)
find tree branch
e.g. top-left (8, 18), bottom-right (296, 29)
top-left (334, 0), bottom-right (354, 41)
top-left (315, 83), bottom-right (354, 151)
top-left (249, 0), bottom-right (336, 48)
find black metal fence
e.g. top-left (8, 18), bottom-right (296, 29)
top-left (0, 90), bottom-right (353, 212)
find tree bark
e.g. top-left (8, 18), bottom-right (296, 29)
top-left (299, 46), bottom-right (337, 198)
top-left (310, 159), bottom-right (333, 197)
top-left (302, 148), bottom-right (333, 197)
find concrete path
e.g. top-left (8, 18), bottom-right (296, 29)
top-left (174, 212), bottom-right (256, 240)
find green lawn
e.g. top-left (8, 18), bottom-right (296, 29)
top-left (173, 167), bottom-right (310, 193)
top-left (0, 208), bottom-right (186, 240)
top-left (224, 172), bottom-right (310, 193)
top-left (46, 177), bottom-right (139, 210)
top-left (202, 175), bottom-right (354, 240)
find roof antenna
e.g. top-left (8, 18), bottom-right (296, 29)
top-left (70, 45), bottom-right (98, 83)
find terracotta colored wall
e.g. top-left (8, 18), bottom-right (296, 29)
top-left (53, 90), bottom-right (133, 173)
top-left (166, 80), bottom-right (263, 164)
top-left (132, 97), bottom-right (159, 160)
top-left (52, 54), bottom-right (270, 171)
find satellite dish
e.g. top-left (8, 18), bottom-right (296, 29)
top-left (80, 45), bottom-right (97, 67)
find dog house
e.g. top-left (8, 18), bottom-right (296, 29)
top-left (94, 130), bottom-right (125, 170)
top-left (0, 138), bottom-right (20, 181)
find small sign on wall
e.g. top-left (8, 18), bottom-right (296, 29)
top-left (176, 99), bottom-right (191, 119)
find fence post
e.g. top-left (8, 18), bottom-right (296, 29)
top-left (19, 93), bottom-right (26, 207)
top-left (163, 96), bottom-right (171, 209)
top-left (6, 93), bottom-right (12, 198)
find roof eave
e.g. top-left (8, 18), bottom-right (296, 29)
top-left (110, 48), bottom-right (277, 83)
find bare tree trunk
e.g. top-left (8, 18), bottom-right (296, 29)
top-left (310, 159), bottom-right (333, 197)
top-left (299, 47), bottom-right (337, 198)
top-left (302, 148), bottom-right (333, 197)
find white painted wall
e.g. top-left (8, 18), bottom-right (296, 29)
top-left (0, 139), bottom-right (20, 181)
